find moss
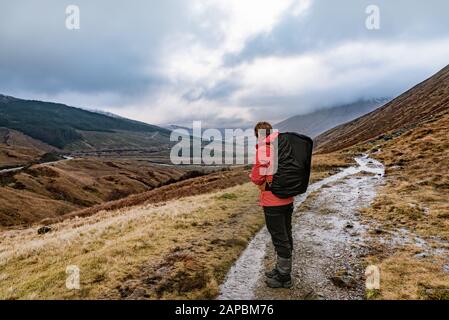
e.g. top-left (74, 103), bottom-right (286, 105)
top-left (419, 285), bottom-right (449, 300)
top-left (366, 289), bottom-right (381, 300)
top-left (217, 193), bottom-right (238, 200)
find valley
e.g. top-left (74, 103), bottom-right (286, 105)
top-left (0, 152), bottom-right (346, 299)
top-left (2, 0), bottom-right (448, 304)
top-left (0, 64), bottom-right (448, 300)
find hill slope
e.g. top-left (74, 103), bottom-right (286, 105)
top-left (276, 99), bottom-right (388, 138)
top-left (351, 98), bottom-right (449, 300)
top-left (0, 158), bottom-right (190, 228)
top-left (315, 65), bottom-right (449, 153)
top-left (0, 94), bottom-right (171, 150)
top-left (328, 65), bottom-right (449, 299)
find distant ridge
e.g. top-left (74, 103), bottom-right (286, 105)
top-left (275, 98), bottom-right (389, 138)
top-left (0, 94), bottom-right (171, 150)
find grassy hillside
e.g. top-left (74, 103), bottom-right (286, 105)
top-left (321, 65), bottom-right (449, 300)
top-left (276, 99), bottom-right (388, 138)
top-left (315, 65), bottom-right (449, 153)
top-left (349, 108), bottom-right (449, 300)
top-left (0, 94), bottom-right (170, 150)
top-left (0, 159), bottom-right (187, 228)
top-left (0, 184), bottom-right (263, 300)
top-left (0, 127), bottom-right (56, 153)
top-left (0, 144), bottom-right (43, 169)
top-left (0, 153), bottom-right (347, 299)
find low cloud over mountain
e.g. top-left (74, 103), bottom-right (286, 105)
top-left (1, 1), bottom-right (449, 127)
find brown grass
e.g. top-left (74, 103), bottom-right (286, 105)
top-left (0, 158), bottom-right (189, 228)
top-left (315, 64), bottom-right (449, 154)
top-left (348, 109), bottom-right (449, 300)
top-left (309, 152), bottom-right (354, 184)
top-left (359, 110), bottom-right (449, 241)
top-left (4, 152), bottom-right (345, 229)
top-left (0, 151), bottom-right (345, 300)
top-left (51, 167), bottom-right (249, 226)
top-left (365, 251), bottom-right (449, 300)
top-left (0, 144), bottom-right (43, 169)
top-left (0, 184), bottom-right (263, 300)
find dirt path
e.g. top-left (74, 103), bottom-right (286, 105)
top-left (218, 156), bottom-right (384, 300)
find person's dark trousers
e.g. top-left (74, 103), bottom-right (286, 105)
top-left (263, 203), bottom-right (294, 259)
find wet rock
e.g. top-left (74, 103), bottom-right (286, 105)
top-left (37, 226), bottom-right (52, 235)
top-left (381, 135), bottom-right (393, 141)
top-left (329, 268), bottom-right (358, 290)
top-left (414, 252), bottom-right (429, 259)
top-left (314, 293), bottom-right (326, 300)
top-left (128, 288), bottom-right (150, 300)
top-left (345, 222), bottom-right (354, 229)
top-left (330, 275), bottom-right (357, 289)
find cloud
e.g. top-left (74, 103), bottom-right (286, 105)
top-left (1, 0), bottom-right (449, 127)
top-left (122, 38), bottom-right (449, 126)
top-left (225, 0), bottom-right (449, 65)
top-left (0, 0), bottom-right (191, 97)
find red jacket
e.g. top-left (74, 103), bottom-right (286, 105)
top-left (250, 132), bottom-right (294, 207)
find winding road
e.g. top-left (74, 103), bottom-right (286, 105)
top-left (0, 155), bottom-right (74, 174)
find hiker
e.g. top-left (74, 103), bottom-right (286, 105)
top-left (250, 122), bottom-right (294, 288)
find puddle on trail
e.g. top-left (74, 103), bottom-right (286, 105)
top-left (372, 225), bottom-right (449, 258)
top-left (218, 155), bottom-right (384, 300)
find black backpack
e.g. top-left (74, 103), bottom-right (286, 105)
top-left (269, 132), bottom-right (313, 199)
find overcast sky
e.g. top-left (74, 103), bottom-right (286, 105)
top-left (1, 0), bottom-right (449, 127)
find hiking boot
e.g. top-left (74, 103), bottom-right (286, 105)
top-left (265, 255), bottom-right (292, 288)
top-left (265, 272), bottom-right (292, 288)
top-left (265, 268), bottom-right (280, 278)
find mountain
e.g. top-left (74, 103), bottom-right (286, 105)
top-left (87, 109), bottom-right (127, 119)
top-left (165, 124), bottom-right (252, 139)
top-left (0, 94), bottom-right (171, 150)
top-left (164, 124), bottom-right (192, 132)
top-left (275, 98), bottom-right (389, 138)
top-left (315, 65), bottom-right (449, 153)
